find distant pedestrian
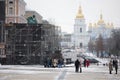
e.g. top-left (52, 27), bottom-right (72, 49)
top-left (86, 59), bottom-right (90, 67)
top-left (83, 59), bottom-right (86, 67)
top-left (113, 58), bottom-right (118, 74)
top-left (75, 59), bottom-right (80, 72)
top-left (79, 60), bottom-right (82, 73)
top-left (109, 60), bottom-right (113, 74)
top-left (44, 59), bottom-right (47, 67)
top-left (47, 58), bottom-right (51, 67)
top-left (58, 59), bottom-right (63, 68)
top-left (53, 59), bottom-right (58, 68)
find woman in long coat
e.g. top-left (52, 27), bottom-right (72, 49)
top-left (109, 60), bottom-right (113, 74)
top-left (75, 59), bottom-right (80, 72)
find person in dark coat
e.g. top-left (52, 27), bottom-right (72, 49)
top-left (58, 59), bottom-right (62, 68)
top-left (75, 59), bottom-right (80, 72)
top-left (44, 59), bottom-right (47, 67)
top-left (109, 60), bottom-right (113, 74)
top-left (83, 59), bottom-right (86, 67)
top-left (113, 58), bottom-right (118, 74)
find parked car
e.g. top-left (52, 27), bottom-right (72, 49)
top-left (77, 54), bottom-right (99, 63)
top-left (84, 56), bottom-right (99, 63)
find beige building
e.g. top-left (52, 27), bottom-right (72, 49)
top-left (24, 11), bottom-right (43, 23)
top-left (6, 0), bottom-right (27, 23)
top-left (0, 43), bottom-right (5, 58)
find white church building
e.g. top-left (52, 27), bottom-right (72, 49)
top-left (71, 5), bottom-right (114, 52)
top-left (72, 6), bottom-right (90, 52)
top-left (62, 5), bottom-right (114, 62)
top-left (88, 13), bottom-right (114, 40)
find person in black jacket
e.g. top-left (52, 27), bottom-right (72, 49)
top-left (113, 58), bottom-right (118, 74)
top-left (83, 59), bottom-right (86, 67)
top-left (75, 59), bottom-right (80, 72)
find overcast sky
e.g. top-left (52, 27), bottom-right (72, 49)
top-left (24, 0), bottom-right (120, 33)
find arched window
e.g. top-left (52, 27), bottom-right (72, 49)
top-left (80, 28), bottom-right (82, 33)
top-left (80, 43), bottom-right (82, 48)
top-left (9, 1), bottom-right (13, 4)
top-left (9, 7), bottom-right (13, 15)
top-left (9, 22), bottom-right (12, 24)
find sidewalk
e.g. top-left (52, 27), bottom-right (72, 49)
top-left (64, 64), bottom-right (120, 80)
top-left (0, 64), bottom-right (119, 80)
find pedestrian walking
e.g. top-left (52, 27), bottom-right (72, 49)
top-left (109, 60), bottom-right (113, 74)
top-left (113, 58), bottom-right (118, 74)
top-left (58, 59), bottom-right (63, 68)
top-left (83, 59), bottom-right (86, 67)
top-left (47, 58), bottom-right (51, 67)
top-left (53, 59), bottom-right (58, 68)
top-left (44, 59), bottom-right (47, 67)
top-left (75, 59), bottom-right (80, 72)
top-left (86, 59), bottom-right (90, 67)
top-left (79, 60), bottom-right (82, 73)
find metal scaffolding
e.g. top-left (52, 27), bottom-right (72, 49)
top-left (4, 23), bottom-right (61, 65)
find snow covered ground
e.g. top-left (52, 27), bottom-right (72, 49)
top-left (0, 65), bottom-right (109, 75)
top-left (0, 64), bottom-right (120, 80)
top-left (0, 53), bottom-right (119, 80)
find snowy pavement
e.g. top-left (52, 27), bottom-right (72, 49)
top-left (65, 65), bottom-right (120, 80)
top-left (0, 64), bottom-right (120, 80)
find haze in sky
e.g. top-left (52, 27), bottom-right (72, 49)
top-left (24, 0), bottom-right (120, 33)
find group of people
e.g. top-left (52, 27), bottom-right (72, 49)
top-left (44, 58), bottom-right (64, 68)
top-left (75, 58), bottom-right (90, 73)
top-left (75, 59), bottom-right (82, 73)
top-left (109, 58), bottom-right (118, 74)
top-left (75, 58), bottom-right (119, 74)
top-left (83, 59), bottom-right (90, 67)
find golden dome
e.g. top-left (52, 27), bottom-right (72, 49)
top-left (106, 22), bottom-right (110, 28)
top-left (89, 23), bottom-right (92, 27)
top-left (76, 6), bottom-right (84, 19)
top-left (110, 23), bottom-right (114, 28)
top-left (97, 13), bottom-right (105, 24)
top-left (93, 23), bottom-right (97, 28)
top-left (106, 22), bottom-right (114, 28)
top-left (107, 22), bottom-right (110, 25)
top-left (111, 23), bottom-right (113, 27)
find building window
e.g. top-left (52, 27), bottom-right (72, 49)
top-left (80, 43), bottom-right (82, 48)
top-left (9, 22), bottom-right (12, 24)
top-left (9, 1), bottom-right (13, 4)
top-left (9, 7), bottom-right (13, 15)
top-left (80, 28), bottom-right (82, 33)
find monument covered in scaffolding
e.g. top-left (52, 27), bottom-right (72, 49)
top-left (4, 22), bottom-right (61, 65)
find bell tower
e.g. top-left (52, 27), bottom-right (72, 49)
top-left (6, 0), bottom-right (27, 23)
top-left (73, 5), bottom-right (90, 50)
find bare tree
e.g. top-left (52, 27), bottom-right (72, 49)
top-left (95, 34), bottom-right (104, 57)
top-left (110, 29), bottom-right (120, 56)
top-left (88, 38), bottom-right (95, 53)
top-left (104, 29), bottom-right (120, 58)
top-left (104, 37), bottom-right (113, 57)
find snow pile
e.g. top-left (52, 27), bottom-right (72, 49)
top-left (84, 52), bottom-right (96, 57)
top-left (84, 52), bottom-right (109, 64)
